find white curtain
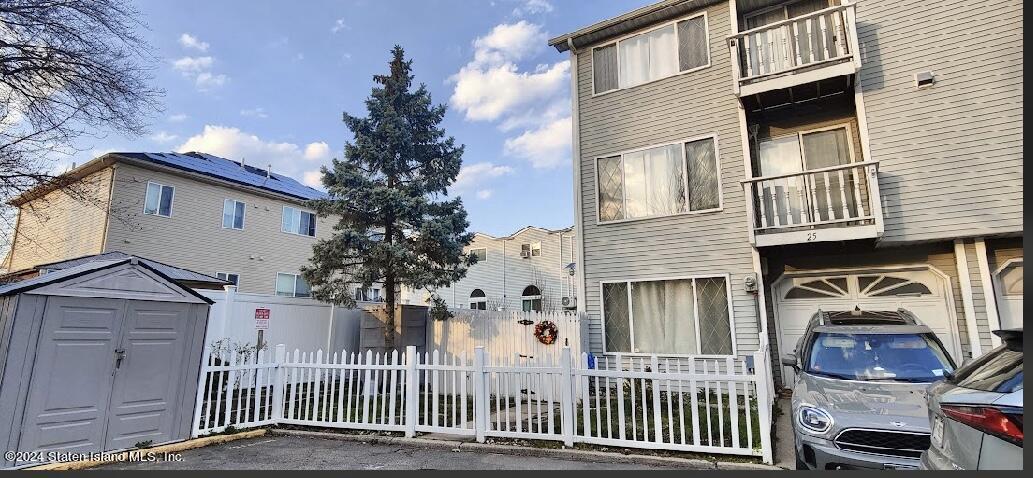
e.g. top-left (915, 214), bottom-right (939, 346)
top-left (624, 145), bottom-right (684, 219)
top-left (757, 136), bottom-right (805, 225)
top-left (648, 25), bottom-right (677, 81)
top-left (802, 127), bottom-right (855, 220)
top-left (619, 33), bottom-right (650, 88)
top-left (631, 280), bottom-right (697, 354)
top-left (623, 150), bottom-right (648, 218)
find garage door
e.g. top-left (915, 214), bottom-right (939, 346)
top-left (773, 268), bottom-right (961, 384)
top-left (18, 298), bottom-right (193, 460)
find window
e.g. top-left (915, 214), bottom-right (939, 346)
top-left (275, 273), bottom-right (311, 298)
top-left (144, 182), bottom-right (174, 217)
top-left (470, 248), bottom-right (487, 262)
top-left (521, 242), bottom-right (542, 257)
top-left (521, 285), bottom-right (542, 312)
top-left (592, 12), bottom-right (709, 94)
top-left (222, 199), bottom-right (246, 230)
top-left (949, 341), bottom-right (1023, 393)
top-left (215, 272), bottom-right (240, 286)
top-left (354, 287), bottom-right (381, 302)
top-left (282, 206), bottom-right (316, 237)
top-left (470, 289), bottom-right (487, 310)
top-left (597, 136), bottom-right (720, 223)
top-left (602, 276), bottom-right (734, 355)
top-left (805, 333), bottom-right (954, 382)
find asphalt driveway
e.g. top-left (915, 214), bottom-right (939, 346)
top-left (97, 435), bottom-right (693, 470)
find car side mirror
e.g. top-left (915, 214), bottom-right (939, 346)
top-left (781, 353), bottom-right (799, 369)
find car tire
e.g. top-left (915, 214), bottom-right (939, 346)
top-left (796, 454), bottom-right (809, 470)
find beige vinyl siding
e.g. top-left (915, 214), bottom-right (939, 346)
top-left (5, 169), bottom-right (113, 271)
top-left (576, 2), bottom-right (760, 357)
top-left (433, 228), bottom-right (577, 311)
top-left (856, 0), bottom-right (1023, 243)
top-left (104, 163), bottom-right (332, 295)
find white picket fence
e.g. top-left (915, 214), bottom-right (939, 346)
top-left (193, 345), bottom-right (773, 463)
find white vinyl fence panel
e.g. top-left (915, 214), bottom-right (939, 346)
top-left (193, 343), bottom-right (774, 463)
top-left (428, 309), bottom-right (584, 365)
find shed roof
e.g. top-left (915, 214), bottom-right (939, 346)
top-left (0, 257), bottom-right (215, 304)
top-left (33, 251), bottom-right (227, 289)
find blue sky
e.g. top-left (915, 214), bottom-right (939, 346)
top-left (70, 0), bottom-right (646, 237)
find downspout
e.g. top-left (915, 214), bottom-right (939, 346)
top-left (568, 37), bottom-right (587, 318)
top-left (98, 164), bottom-right (118, 254)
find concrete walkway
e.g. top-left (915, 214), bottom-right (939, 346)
top-left (773, 397), bottom-right (796, 469)
top-left (96, 435), bottom-right (700, 470)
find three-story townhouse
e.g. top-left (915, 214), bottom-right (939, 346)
top-left (550, 0), bottom-right (1022, 387)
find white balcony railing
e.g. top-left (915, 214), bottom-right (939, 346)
top-left (743, 161), bottom-right (881, 246)
top-left (729, 2), bottom-right (861, 95)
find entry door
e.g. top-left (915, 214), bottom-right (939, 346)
top-left (105, 301), bottom-right (191, 450)
top-left (17, 297), bottom-right (125, 458)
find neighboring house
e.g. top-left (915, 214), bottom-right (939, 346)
top-left (3, 152), bottom-right (335, 298)
top-left (550, 0), bottom-right (1021, 386)
top-left (428, 226), bottom-right (578, 312)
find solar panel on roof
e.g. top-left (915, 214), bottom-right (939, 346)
top-left (113, 152), bottom-right (327, 201)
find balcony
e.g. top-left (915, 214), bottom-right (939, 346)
top-left (742, 161), bottom-right (883, 247)
top-left (729, 2), bottom-right (861, 97)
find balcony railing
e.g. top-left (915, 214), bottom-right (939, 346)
top-left (729, 2), bottom-right (861, 96)
top-left (742, 161), bottom-right (882, 247)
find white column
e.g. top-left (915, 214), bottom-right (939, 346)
top-left (954, 240), bottom-right (982, 358)
top-left (974, 239), bottom-right (1003, 348)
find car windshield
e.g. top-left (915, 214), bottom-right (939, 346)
top-left (805, 332), bottom-right (954, 382)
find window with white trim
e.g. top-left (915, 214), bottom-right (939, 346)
top-left (521, 285), bottom-right (542, 312)
top-left (521, 242), bottom-right (542, 257)
top-left (275, 272), bottom-right (311, 297)
top-left (602, 276), bottom-right (733, 355)
top-left (144, 182), bottom-right (174, 217)
top-left (597, 136), bottom-right (720, 223)
top-left (469, 289), bottom-right (487, 310)
top-left (470, 248), bottom-right (487, 262)
top-left (592, 12), bottom-right (709, 94)
top-left (354, 287), bottom-right (381, 302)
top-left (215, 272), bottom-right (239, 286)
top-left (282, 206), bottom-right (316, 237)
top-left (222, 199), bottom-right (246, 229)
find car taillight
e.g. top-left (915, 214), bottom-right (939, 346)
top-left (941, 405), bottom-right (1023, 447)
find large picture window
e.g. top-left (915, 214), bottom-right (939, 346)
top-left (597, 136), bottom-right (721, 223)
top-left (602, 276), bottom-right (734, 355)
top-left (592, 12), bottom-right (710, 94)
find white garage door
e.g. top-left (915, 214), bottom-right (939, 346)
top-left (773, 268), bottom-right (961, 384)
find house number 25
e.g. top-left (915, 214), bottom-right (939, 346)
top-left (806, 232), bottom-right (818, 241)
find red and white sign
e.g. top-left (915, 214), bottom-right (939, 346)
top-left (255, 308), bottom-right (270, 330)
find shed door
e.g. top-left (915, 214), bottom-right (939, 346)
top-left (105, 301), bottom-right (192, 450)
top-left (18, 297), bottom-right (124, 457)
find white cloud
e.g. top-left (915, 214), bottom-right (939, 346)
top-left (454, 162), bottom-right (515, 190)
top-left (303, 170), bottom-right (324, 188)
top-left (503, 117), bottom-right (571, 169)
top-left (476, 189), bottom-right (494, 200)
top-left (172, 56), bottom-right (213, 74)
top-left (512, 0), bottom-right (554, 17)
top-left (149, 131), bottom-right (179, 144)
top-left (240, 107), bottom-right (269, 119)
top-left (179, 33), bottom-right (210, 52)
top-left (195, 72), bottom-right (228, 91)
top-left (167, 113), bottom-right (188, 123)
top-left (304, 142), bottom-right (331, 161)
top-left (331, 18), bottom-right (349, 34)
top-left (450, 21), bottom-right (571, 169)
top-left (176, 125), bottom-right (331, 189)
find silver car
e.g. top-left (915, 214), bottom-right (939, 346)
top-left (783, 309), bottom-right (956, 470)
top-left (921, 328), bottom-right (1023, 470)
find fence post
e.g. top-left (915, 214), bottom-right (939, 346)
top-left (473, 346), bottom-right (486, 443)
top-left (404, 345), bottom-right (418, 438)
top-left (650, 355), bottom-right (662, 444)
top-left (191, 346), bottom-right (212, 436)
top-left (559, 346), bottom-right (574, 447)
top-left (272, 344), bottom-right (286, 422)
top-left (754, 350), bottom-right (774, 464)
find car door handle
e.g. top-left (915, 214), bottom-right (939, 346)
top-left (114, 349), bottom-right (126, 369)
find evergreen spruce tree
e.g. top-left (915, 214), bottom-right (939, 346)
top-left (303, 46), bottom-right (475, 349)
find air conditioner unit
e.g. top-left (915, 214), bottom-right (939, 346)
top-left (520, 250), bottom-right (531, 258)
top-left (561, 296), bottom-right (576, 309)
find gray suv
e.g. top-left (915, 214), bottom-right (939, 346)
top-left (782, 309), bottom-right (956, 470)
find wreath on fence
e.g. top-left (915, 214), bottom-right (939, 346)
top-left (534, 320), bottom-right (559, 345)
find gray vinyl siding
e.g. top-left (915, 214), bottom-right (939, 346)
top-left (856, 0), bottom-right (1023, 243)
top-left (576, 2), bottom-right (761, 357)
top-left (5, 169), bottom-right (113, 271)
top-left (433, 228), bottom-right (577, 311)
top-left (103, 163), bottom-right (333, 295)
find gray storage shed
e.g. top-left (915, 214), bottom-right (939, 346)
top-left (0, 257), bottom-right (211, 467)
